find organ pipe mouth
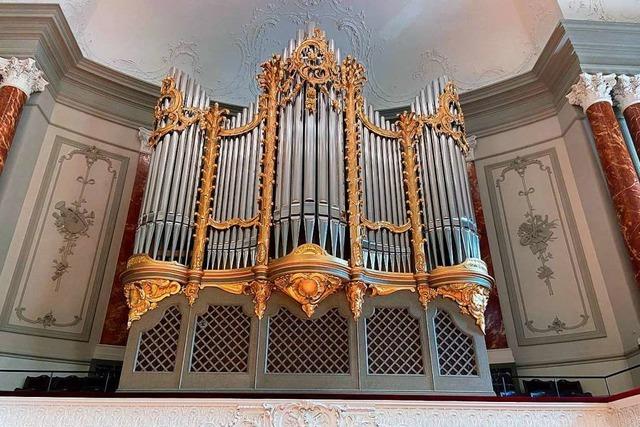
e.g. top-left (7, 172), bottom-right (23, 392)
top-left (124, 26), bottom-right (490, 332)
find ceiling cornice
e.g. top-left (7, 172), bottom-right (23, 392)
top-left (1, 5), bottom-right (639, 137)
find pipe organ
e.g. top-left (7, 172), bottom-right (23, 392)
top-left (120, 26), bottom-right (494, 394)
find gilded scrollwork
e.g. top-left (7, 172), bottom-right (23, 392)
top-left (361, 217), bottom-right (411, 234)
top-left (124, 279), bottom-right (181, 327)
top-left (208, 214), bottom-right (259, 230)
top-left (147, 76), bottom-right (204, 148)
top-left (345, 281), bottom-right (367, 319)
top-left (248, 279), bottom-right (272, 319)
top-left (420, 82), bottom-right (468, 153)
top-left (398, 112), bottom-right (428, 275)
top-left (273, 272), bottom-right (343, 318)
top-left (436, 283), bottom-right (490, 333)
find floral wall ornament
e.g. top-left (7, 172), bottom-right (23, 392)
top-left (497, 156), bottom-right (558, 296)
top-left (49, 146), bottom-right (114, 291)
top-left (491, 150), bottom-right (603, 340)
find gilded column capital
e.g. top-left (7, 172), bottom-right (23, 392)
top-left (465, 135), bottom-right (477, 162)
top-left (566, 72), bottom-right (616, 113)
top-left (614, 75), bottom-right (640, 112)
top-left (0, 57), bottom-right (48, 97)
top-left (137, 127), bottom-right (153, 155)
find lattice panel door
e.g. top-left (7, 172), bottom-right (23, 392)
top-left (190, 305), bottom-right (251, 373)
top-left (366, 307), bottom-right (425, 375)
top-left (135, 305), bottom-right (182, 372)
top-left (434, 309), bottom-right (478, 376)
top-left (266, 308), bottom-right (350, 374)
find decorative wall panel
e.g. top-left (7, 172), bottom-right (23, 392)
top-left (0, 136), bottom-right (128, 341)
top-left (484, 148), bottom-right (605, 345)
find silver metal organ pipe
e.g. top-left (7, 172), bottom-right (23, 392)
top-left (327, 83), bottom-right (340, 257)
top-left (290, 72), bottom-right (304, 250)
top-left (220, 115), bottom-right (238, 268)
top-left (235, 104), bottom-right (253, 268)
top-left (383, 118), bottom-right (401, 272)
top-left (360, 114), bottom-right (372, 268)
top-left (245, 98), bottom-right (261, 266)
top-left (303, 84), bottom-right (317, 243)
top-left (366, 105), bottom-right (379, 269)
top-left (317, 86), bottom-right (329, 251)
top-left (165, 76), bottom-right (195, 262)
top-left (335, 47), bottom-right (346, 259)
top-left (149, 70), bottom-right (187, 259)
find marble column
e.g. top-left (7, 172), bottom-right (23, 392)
top-left (614, 75), bottom-right (640, 156)
top-left (568, 73), bottom-right (640, 286)
top-left (466, 136), bottom-right (508, 349)
top-left (100, 128), bottom-right (152, 346)
top-left (0, 57), bottom-right (48, 175)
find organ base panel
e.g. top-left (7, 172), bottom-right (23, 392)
top-left (120, 288), bottom-right (492, 394)
top-left (120, 25), bottom-right (494, 394)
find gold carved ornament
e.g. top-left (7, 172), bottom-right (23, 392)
top-left (147, 76), bottom-right (203, 148)
top-left (339, 56), bottom-right (367, 270)
top-left (273, 272), bottom-right (343, 318)
top-left (253, 55), bottom-right (285, 268)
top-left (345, 281), bottom-right (367, 319)
top-left (361, 217), bottom-right (411, 234)
top-left (248, 280), bottom-right (272, 319)
top-left (286, 27), bottom-right (340, 113)
top-left (186, 104), bottom-right (227, 296)
top-left (420, 82), bottom-right (468, 153)
top-left (417, 283), bottom-right (490, 333)
top-left (398, 112), bottom-right (428, 276)
top-left (124, 279), bottom-right (181, 327)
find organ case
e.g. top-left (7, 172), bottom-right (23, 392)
top-left (120, 27), bottom-right (494, 394)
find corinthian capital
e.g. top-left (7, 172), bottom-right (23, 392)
top-left (0, 57), bottom-right (48, 97)
top-left (614, 75), bottom-right (640, 112)
top-left (566, 72), bottom-right (616, 113)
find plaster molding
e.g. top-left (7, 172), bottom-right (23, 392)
top-left (566, 72), bottom-right (616, 113)
top-left (465, 135), bottom-right (478, 162)
top-left (137, 127), bottom-right (153, 155)
top-left (614, 75), bottom-right (640, 112)
top-left (0, 57), bottom-right (48, 97)
top-left (1, 395), bottom-right (639, 426)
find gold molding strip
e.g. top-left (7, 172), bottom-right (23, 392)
top-left (361, 217), bottom-right (411, 233)
top-left (219, 108), bottom-right (265, 137)
top-left (356, 101), bottom-right (399, 139)
top-left (208, 214), bottom-right (259, 230)
top-left (398, 112), bottom-right (428, 278)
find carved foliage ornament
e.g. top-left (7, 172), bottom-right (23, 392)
top-left (567, 72), bottom-right (616, 112)
top-left (418, 283), bottom-right (490, 333)
top-left (124, 279), bottom-right (181, 327)
top-left (273, 272), bottom-right (343, 318)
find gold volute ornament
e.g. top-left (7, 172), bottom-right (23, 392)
top-left (248, 279), bottom-right (273, 319)
top-left (345, 281), bottom-right (367, 319)
top-left (420, 82), bottom-right (468, 153)
top-left (273, 272), bottom-right (343, 318)
top-left (183, 282), bottom-right (200, 306)
top-left (124, 279), bottom-right (181, 327)
top-left (417, 283), bottom-right (490, 333)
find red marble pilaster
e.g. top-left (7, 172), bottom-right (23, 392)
top-left (100, 151), bottom-right (150, 345)
top-left (467, 161), bottom-right (508, 349)
top-left (622, 103), bottom-right (640, 156)
top-left (585, 101), bottom-right (640, 285)
top-left (0, 85), bottom-right (27, 175)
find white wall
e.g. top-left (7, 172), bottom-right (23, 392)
top-left (0, 93), bottom-right (141, 390)
top-left (474, 100), bottom-right (640, 393)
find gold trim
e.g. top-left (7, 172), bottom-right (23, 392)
top-left (398, 112), bottom-right (428, 276)
top-left (356, 101), bottom-right (399, 139)
top-left (183, 282), bottom-right (200, 306)
top-left (361, 217), bottom-right (411, 234)
top-left (209, 282), bottom-right (248, 295)
top-left (254, 55), bottom-right (284, 267)
top-left (370, 284), bottom-right (416, 297)
top-left (188, 104), bottom-right (226, 278)
top-left (148, 77), bottom-right (203, 148)
top-left (273, 272), bottom-right (343, 318)
top-left (340, 56), bottom-right (367, 269)
top-left (346, 281), bottom-right (367, 319)
top-left (124, 279), bottom-right (181, 328)
top-left (208, 214), bottom-right (259, 230)
top-left (219, 108), bottom-right (265, 137)
top-left (437, 283), bottom-right (490, 333)
top-left (420, 82), bottom-right (468, 153)
top-left (248, 279), bottom-right (272, 319)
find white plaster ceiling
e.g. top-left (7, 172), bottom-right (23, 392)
top-left (5, 0), bottom-right (640, 108)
